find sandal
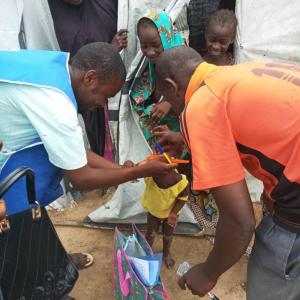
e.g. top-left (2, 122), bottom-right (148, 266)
top-left (70, 252), bottom-right (94, 270)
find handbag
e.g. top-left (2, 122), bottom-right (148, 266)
top-left (0, 167), bottom-right (78, 300)
top-left (113, 224), bottom-right (170, 300)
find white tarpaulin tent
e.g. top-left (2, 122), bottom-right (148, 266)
top-left (0, 0), bottom-right (59, 50)
top-left (235, 0), bottom-right (300, 64)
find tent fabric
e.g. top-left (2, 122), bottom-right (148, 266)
top-left (22, 0), bottom-right (60, 50)
top-left (235, 0), bottom-right (300, 64)
top-left (0, 0), bottom-right (24, 49)
top-left (89, 0), bottom-right (199, 229)
top-left (0, 0), bottom-right (59, 51)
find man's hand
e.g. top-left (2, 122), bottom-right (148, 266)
top-left (137, 158), bottom-right (178, 178)
top-left (167, 212), bottom-right (178, 228)
top-left (151, 102), bottom-right (172, 122)
top-left (152, 125), bottom-right (185, 157)
top-left (111, 29), bottom-right (128, 52)
top-left (178, 263), bottom-right (217, 297)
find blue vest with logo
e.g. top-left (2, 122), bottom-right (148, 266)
top-left (0, 50), bottom-right (77, 216)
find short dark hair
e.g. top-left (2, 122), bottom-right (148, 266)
top-left (71, 42), bottom-right (126, 83)
top-left (207, 9), bottom-right (237, 34)
top-left (156, 46), bottom-right (202, 83)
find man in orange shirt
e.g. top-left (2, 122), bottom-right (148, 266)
top-left (153, 45), bottom-right (300, 299)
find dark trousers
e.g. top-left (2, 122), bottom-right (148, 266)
top-left (247, 215), bottom-right (300, 300)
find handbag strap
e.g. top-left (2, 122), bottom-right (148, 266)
top-left (0, 167), bottom-right (36, 204)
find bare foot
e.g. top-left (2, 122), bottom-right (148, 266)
top-left (164, 253), bottom-right (175, 269)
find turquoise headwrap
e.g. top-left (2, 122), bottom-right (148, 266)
top-left (146, 10), bottom-right (184, 50)
top-left (130, 10), bottom-right (184, 104)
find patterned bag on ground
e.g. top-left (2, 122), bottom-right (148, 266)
top-left (113, 224), bottom-right (170, 300)
top-left (0, 167), bottom-right (78, 300)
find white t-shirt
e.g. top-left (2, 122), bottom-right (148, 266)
top-left (0, 82), bottom-right (87, 170)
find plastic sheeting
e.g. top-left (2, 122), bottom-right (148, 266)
top-left (0, 0), bottom-right (59, 50)
top-left (235, 0), bottom-right (300, 64)
top-left (0, 0), bottom-right (24, 49)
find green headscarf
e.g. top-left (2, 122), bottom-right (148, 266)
top-left (130, 10), bottom-right (184, 104)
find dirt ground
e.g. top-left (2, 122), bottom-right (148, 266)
top-left (49, 189), bottom-right (262, 300)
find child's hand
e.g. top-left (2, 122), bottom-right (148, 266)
top-left (151, 102), bottom-right (172, 122)
top-left (151, 126), bottom-right (185, 158)
top-left (167, 212), bottom-right (178, 228)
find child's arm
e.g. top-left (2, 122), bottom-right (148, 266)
top-left (168, 185), bottom-right (189, 227)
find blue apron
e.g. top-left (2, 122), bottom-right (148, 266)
top-left (0, 50), bottom-right (77, 216)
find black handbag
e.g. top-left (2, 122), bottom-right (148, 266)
top-left (0, 167), bottom-right (78, 300)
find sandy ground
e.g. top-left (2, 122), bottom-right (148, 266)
top-left (49, 189), bottom-right (262, 300)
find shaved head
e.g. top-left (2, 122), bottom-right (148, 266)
top-left (155, 46), bottom-right (203, 114)
top-left (156, 45), bottom-right (203, 84)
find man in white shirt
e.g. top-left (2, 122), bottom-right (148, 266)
top-left (0, 42), bottom-right (176, 211)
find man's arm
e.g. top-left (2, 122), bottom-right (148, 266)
top-left (86, 150), bottom-right (135, 169)
top-left (86, 149), bottom-right (121, 169)
top-left (64, 159), bottom-right (178, 191)
top-left (179, 179), bottom-right (256, 296)
top-left (206, 179), bottom-right (255, 275)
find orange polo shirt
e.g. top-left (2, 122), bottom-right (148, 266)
top-left (180, 61), bottom-right (300, 230)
